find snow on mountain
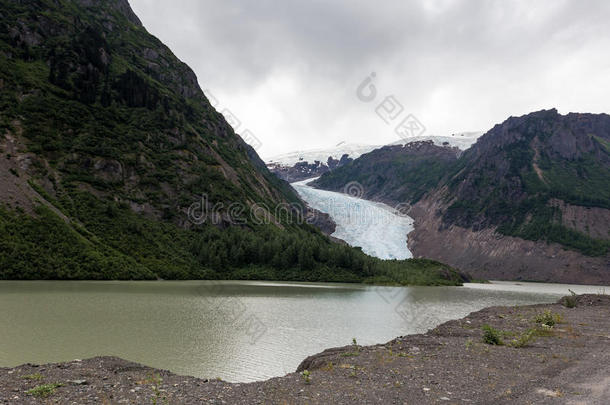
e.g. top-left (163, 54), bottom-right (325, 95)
top-left (265, 142), bottom-right (378, 166)
top-left (265, 132), bottom-right (483, 167)
top-left (389, 132), bottom-right (484, 151)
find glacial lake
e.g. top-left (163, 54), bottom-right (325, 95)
top-left (0, 280), bottom-right (606, 382)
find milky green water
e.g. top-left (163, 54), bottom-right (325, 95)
top-left (0, 280), bottom-right (605, 382)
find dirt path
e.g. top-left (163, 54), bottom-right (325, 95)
top-left (1, 295), bottom-right (609, 404)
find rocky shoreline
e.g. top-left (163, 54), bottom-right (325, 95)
top-left (1, 295), bottom-right (609, 404)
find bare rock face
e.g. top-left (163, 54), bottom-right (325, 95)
top-left (550, 199), bottom-right (610, 240)
top-left (92, 157), bottom-right (123, 183)
top-left (407, 192), bottom-right (610, 285)
top-left (305, 207), bottom-right (336, 236)
top-left (269, 154), bottom-right (354, 183)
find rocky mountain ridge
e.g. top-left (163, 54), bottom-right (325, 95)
top-left (268, 153), bottom-right (353, 183)
top-left (266, 133), bottom-right (481, 182)
top-left (312, 141), bottom-right (461, 205)
top-left (312, 110), bottom-right (610, 284)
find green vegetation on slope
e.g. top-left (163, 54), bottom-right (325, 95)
top-left (0, 205), bottom-right (153, 280)
top-left (314, 111), bottom-right (610, 257)
top-left (0, 0), bottom-right (296, 212)
top-left (313, 143), bottom-right (459, 205)
top-left (0, 197), bottom-right (464, 285)
top-left (445, 111), bottom-right (610, 256)
top-left (0, 0), bottom-right (463, 285)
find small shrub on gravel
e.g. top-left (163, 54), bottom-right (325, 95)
top-left (533, 327), bottom-right (555, 337)
top-left (562, 290), bottom-right (578, 308)
top-left (302, 370), bottom-right (311, 384)
top-left (21, 373), bottom-right (44, 381)
top-left (535, 310), bottom-right (562, 327)
top-left (509, 328), bottom-right (537, 348)
top-left (26, 383), bottom-right (63, 398)
top-left (482, 324), bottom-right (504, 345)
top-left (341, 338), bottom-right (361, 357)
top-left (352, 338), bottom-right (360, 353)
top-left (140, 372), bottom-right (167, 405)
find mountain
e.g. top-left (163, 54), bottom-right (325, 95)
top-left (385, 132), bottom-right (483, 151)
top-left (266, 142), bottom-right (375, 167)
top-left (267, 153), bottom-right (354, 183)
top-left (266, 142), bottom-right (372, 182)
top-left (312, 141), bottom-right (462, 205)
top-left (0, 0), bottom-right (463, 285)
top-left (266, 133), bottom-right (482, 182)
top-left (312, 110), bottom-right (610, 284)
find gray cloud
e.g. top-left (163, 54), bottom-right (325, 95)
top-left (130, 0), bottom-right (610, 157)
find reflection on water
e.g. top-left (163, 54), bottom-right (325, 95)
top-left (0, 280), bottom-right (605, 382)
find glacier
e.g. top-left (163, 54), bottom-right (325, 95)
top-left (292, 179), bottom-right (414, 260)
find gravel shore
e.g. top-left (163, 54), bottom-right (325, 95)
top-left (1, 294), bottom-right (609, 404)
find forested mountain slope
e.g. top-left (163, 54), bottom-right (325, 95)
top-left (312, 141), bottom-right (461, 205)
top-left (0, 0), bottom-right (463, 285)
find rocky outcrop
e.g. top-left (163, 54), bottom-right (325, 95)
top-left (427, 109), bottom-right (610, 283)
top-left (269, 154), bottom-right (353, 183)
top-left (407, 191), bottom-right (610, 284)
top-left (549, 199), bottom-right (610, 240)
top-left (312, 141), bottom-right (461, 204)
top-left (305, 207), bottom-right (336, 236)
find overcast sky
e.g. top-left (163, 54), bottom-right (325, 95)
top-left (130, 0), bottom-right (610, 158)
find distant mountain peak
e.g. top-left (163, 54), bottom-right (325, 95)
top-left (266, 132), bottom-right (483, 168)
